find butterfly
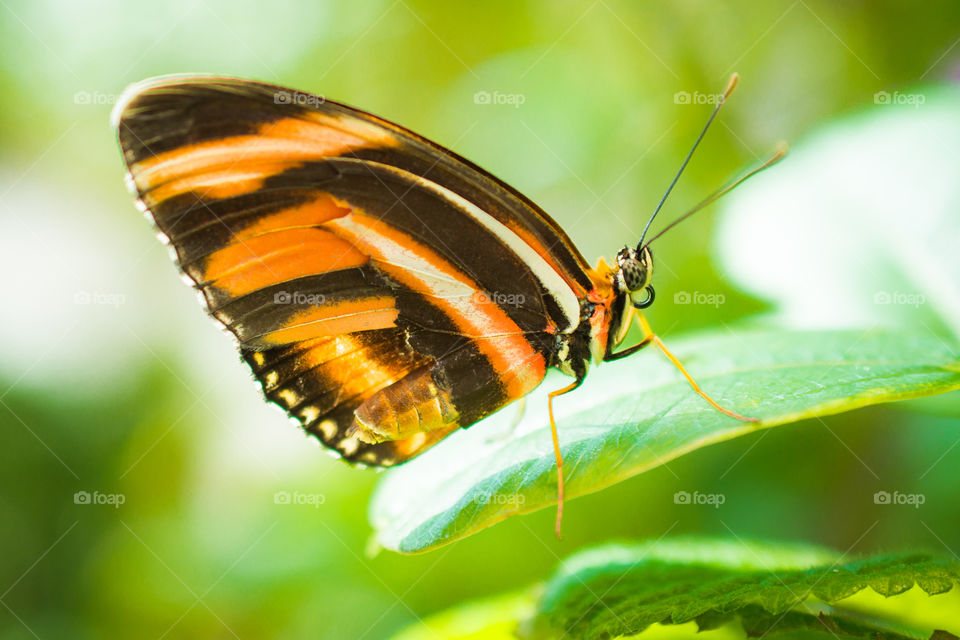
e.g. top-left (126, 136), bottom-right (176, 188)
top-left (114, 74), bottom-right (780, 535)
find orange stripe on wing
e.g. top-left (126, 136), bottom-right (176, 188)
top-left (293, 335), bottom-right (412, 413)
top-left (261, 297), bottom-right (398, 345)
top-left (143, 161), bottom-right (293, 205)
top-left (232, 193), bottom-right (353, 239)
top-left (201, 194), bottom-right (363, 297)
top-left (130, 114), bottom-right (399, 200)
top-left (202, 228), bottom-right (368, 297)
top-left (324, 211), bottom-right (546, 399)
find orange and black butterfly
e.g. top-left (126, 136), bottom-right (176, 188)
top-left (114, 75), bottom-right (779, 533)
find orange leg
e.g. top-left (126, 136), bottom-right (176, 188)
top-left (548, 378), bottom-right (583, 539)
top-left (635, 311), bottom-right (757, 423)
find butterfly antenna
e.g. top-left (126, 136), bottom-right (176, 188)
top-left (637, 73), bottom-right (739, 249)
top-left (641, 143), bottom-right (788, 249)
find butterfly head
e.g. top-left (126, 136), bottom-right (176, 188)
top-left (615, 245), bottom-right (655, 310)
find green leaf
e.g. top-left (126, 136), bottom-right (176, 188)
top-left (522, 538), bottom-right (960, 639)
top-left (370, 328), bottom-right (960, 553)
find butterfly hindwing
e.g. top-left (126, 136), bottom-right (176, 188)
top-left (114, 76), bottom-right (589, 464)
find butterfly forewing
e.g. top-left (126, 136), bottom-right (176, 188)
top-left (114, 76), bottom-right (592, 465)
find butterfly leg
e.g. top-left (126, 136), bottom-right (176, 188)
top-left (612, 312), bottom-right (757, 423)
top-left (548, 376), bottom-right (584, 539)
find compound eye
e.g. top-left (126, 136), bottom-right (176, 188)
top-left (632, 285), bottom-right (655, 309)
top-left (621, 259), bottom-right (646, 291)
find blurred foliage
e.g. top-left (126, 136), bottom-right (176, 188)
top-left (717, 84), bottom-right (960, 340)
top-left (1, 1), bottom-right (959, 638)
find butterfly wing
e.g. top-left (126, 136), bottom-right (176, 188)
top-left (114, 76), bottom-right (592, 465)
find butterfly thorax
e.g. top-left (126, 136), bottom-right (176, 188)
top-left (552, 257), bottom-right (631, 379)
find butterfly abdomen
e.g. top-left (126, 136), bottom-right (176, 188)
top-left (351, 367), bottom-right (459, 443)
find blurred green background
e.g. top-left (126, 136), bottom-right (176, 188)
top-left (1, 1), bottom-right (958, 638)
